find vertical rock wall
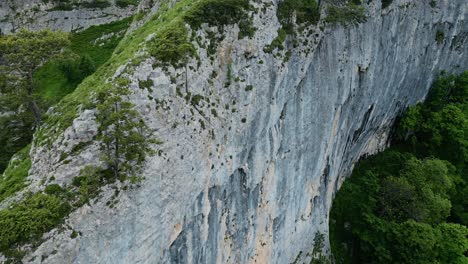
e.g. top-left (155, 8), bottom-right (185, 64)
top-left (17, 0), bottom-right (467, 263)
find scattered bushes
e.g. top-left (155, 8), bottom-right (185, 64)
top-left (264, 28), bottom-right (287, 53)
top-left (325, 4), bottom-right (367, 26)
top-left (277, 0), bottom-right (320, 33)
top-left (81, 0), bottom-right (111, 9)
top-left (436, 30), bottom-right (445, 44)
top-left (381, 0), bottom-right (393, 9)
top-left (116, 0), bottom-right (139, 8)
top-left (184, 0), bottom-right (252, 30)
top-left (149, 0), bottom-right (255, 66)
top-left (0, 192), bottom-right (71, 258)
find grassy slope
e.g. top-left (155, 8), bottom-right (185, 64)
top-left (0, 18), bottom-right (133, 202)
top-left (35, 17), bottom-right (133, 103)
top-left (36, 0), bottom-right (210, 144)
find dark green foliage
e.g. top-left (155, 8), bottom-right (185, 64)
top-left (0, 29), bottom-right (71, 124)
top-left (81, 0), bottom-right (111, 9)
top-left (310, 232), bottom-right (330, 264)
top-left (148, 22), bottom-right (196, 67)
top-left (0, 146), bottom-right (31, 203)
top-left (325, 4), bottom-right (367, 26)
top-left (436, 30), bottom-right (445, 44)
top-left (184, 0), bottom-right (251, 30)
top-left (0, 112), bottom-right (34, 173)
top-left (396, 72), bottom-right (467, 172)
top-left (277, 0), bottom-right (320, 33)
top-left (149, 0), bottom-right (254, 66)
top-left (330, 72), bottom-right (468, 264)
top-left (381, 0), bottom-right (393, 9)
top-left (115, 0), bottom-right (139, 8)
top-left (44, 184), bottom-right (64, 196)
top-left (70, 230), bottom-right (78, 239)
top-left (264, 29), bottom-right (287, 53)
top-left (49, 2), bottom-right (74, 11)
top-left (190, 94), bottom-right (205, 106)
top-left (0, 193), bottom-right (71, 258)
top-left (0, 18), bottom-right (132, 176)
top-left (139, 79), bottom-right (154, 90)
top-left (72, 166), bottom-right (108, 205)
top-left (267, 0), bottom-right (319, 53)
top-left (59, 54), bottom-right (96, 84)
top-left (96, 80), bottom-right (155, 180)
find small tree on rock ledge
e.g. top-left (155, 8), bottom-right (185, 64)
top-left (96, 77), bottom-right (157, 182)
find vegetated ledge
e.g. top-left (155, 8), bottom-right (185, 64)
top-left (0, 145), bottom-right (31, 204)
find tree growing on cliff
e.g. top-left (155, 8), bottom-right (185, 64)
top-left (0, 29), bottom-right (70, 125)
top-left (96, 78), bottom-right (156, 181)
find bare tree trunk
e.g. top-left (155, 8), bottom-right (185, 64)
top-left (27, 68), bottom-right (41, 125)
top-left (113, 102), bottom-right (120, 179)
top-left (185, 63), bottom-right (189, 94)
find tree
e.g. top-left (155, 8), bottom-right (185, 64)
top-left (0, 29), bottom-right (70, 125)
top-left (96, 78), bottom-right (155, 181)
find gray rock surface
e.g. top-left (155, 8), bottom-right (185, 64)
top-left (6, 0), bottom-right (467, 263)
top-left (0, 0), bottom-right (137, 33)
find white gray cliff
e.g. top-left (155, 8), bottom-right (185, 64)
top-left (8, 0), bottom-right (468, 263)
top-left (0, 0), bottom-right (138, 34)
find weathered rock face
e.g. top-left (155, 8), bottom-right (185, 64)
top-left (0, 0), bottom-right (137, 33)
top-left (13, 0), bottom-right (467, 263)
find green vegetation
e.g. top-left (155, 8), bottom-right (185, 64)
top-left (436, 30), bottom-right (445, 44)
top-left (148, 21), bottom-right (196, 67)
top-left (70, 17), bottom-right (133, 67)
top-left (325, 4), bottom-right (367, 26)
top-left (0, 29), bottom-right (70, 124)
top-left (184, 0), bottom-right (252, 31)
top-left (264, 28), bottom-right (287, 53)
top-left (81, 0), bottom-right (111, 9)
top-left (381, 0), bottom-right (393, 9)
top-left (330, 72), bottom-right (468, 264)
top-left (0, 192), bottom-right (71, 259)
top-left (46, 0), bottom-right (118, 10)
top-left (277, 0), bottom-right (320, 33)
top-left (265, 0), bottom-right (319, 53)
top-left (116, 0), bottom-right (139, 8)
top-left (0, 164), bottom-right (116, 260)
top-left (0, 18), bottom-right (132, 174)
top-left (149, 0), bottom-right (253, 66)
top-left (96, 79), bottom-right (157, 180)
top-left (310, 232), bottom-right (330, 264)
top-left (0, 146), bottom-right (31, 203)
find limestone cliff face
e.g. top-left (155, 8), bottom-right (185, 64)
top-left (8, 0), bottom-right (467, 263)
top-left (0, 0), bottom-right (137, 33)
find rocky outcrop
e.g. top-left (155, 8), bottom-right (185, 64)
top-left (8, 0), bottom-right (467, 263)
top-left (0, 0), bottom-right (138, 33)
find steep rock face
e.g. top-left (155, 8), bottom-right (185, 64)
top-left (15, 0), bottom-right (467, 263)
top-left (0, 0), bottom-right (137, 33)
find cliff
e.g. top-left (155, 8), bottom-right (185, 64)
top-left (0, 0), bottom-right (138, 34)
top-left (1, 0), bottom-right (466, 263)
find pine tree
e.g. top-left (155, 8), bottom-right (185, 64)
top-left (0, 29), bottom-right (70, 125)
top-left (96, 78), bottom-right (155, 181)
